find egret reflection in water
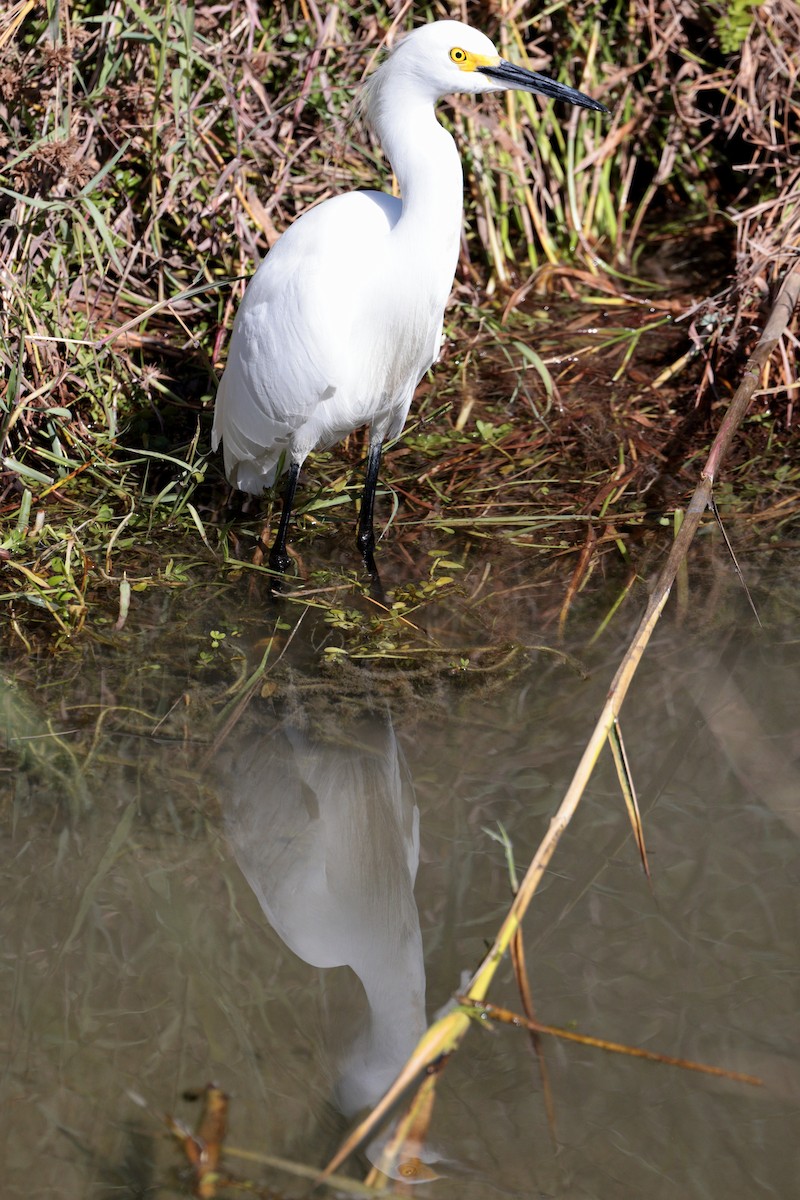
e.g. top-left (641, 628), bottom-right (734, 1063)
top-left (220, 710), bottom-right (439, 1179)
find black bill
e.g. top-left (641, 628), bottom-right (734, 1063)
top-left (477, 59), bottom-right (607, 114)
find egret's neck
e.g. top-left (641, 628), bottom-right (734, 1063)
top-left (370, 81), bottom-right (463, 255)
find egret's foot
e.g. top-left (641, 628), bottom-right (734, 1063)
top-left (268, 546), bottom-right (294, 588)
top-left (357, 531), bottom-right (377, 574)
top-left (268, 550), bottom-right (291, 573)
top-left (357, 533), bottom-right (386, 602)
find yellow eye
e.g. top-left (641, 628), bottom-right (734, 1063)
top-left (450, 47), bottom-right (467, 64)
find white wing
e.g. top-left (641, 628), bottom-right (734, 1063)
top-left (213, 191), bottom-right (403, 492)
top-left (213, 184), bottom-right (458, 494)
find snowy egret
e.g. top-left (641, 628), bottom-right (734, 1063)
top-left (212, 20), bottom-right (606, 581)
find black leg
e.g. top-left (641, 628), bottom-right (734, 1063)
top-left (356, 440), bottom-right (383, 579)
top-left (268, 460), bottom-right (300, 576)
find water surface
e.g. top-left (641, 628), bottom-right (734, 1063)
top-left (2, 557), bottom-right (798, 1198)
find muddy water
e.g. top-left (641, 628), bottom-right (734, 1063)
top-left (2, 561), bottom-right (798, 1199)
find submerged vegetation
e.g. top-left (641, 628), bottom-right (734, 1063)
top-left (0, 0), bottom-right (798, 651)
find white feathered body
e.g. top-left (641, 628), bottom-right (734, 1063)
top-left (212, 26), bottom-right (474, 494)
top-left (213, 189), bottom-right (454, 492)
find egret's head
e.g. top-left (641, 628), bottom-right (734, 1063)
top-left (365, 19), bottom-right (607, 113)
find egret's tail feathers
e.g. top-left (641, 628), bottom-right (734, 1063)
top-left (213, 371), bottom-right (297, 493)
top-left (218, 428), bottom-right (290, 494)
top-left (231, 460), bottom-right (277, 495)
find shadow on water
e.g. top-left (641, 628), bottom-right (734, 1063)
top-left (2, 549), bottom-right (799, 1198)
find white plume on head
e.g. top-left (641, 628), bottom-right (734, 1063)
top-left (361, 19), bottom-right (501, 124)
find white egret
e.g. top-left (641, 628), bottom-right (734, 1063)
top-left (212, 20), bottom-right (606, 581)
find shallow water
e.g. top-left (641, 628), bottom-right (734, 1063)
top-left (2, 555), bottom-right (799, 1199)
